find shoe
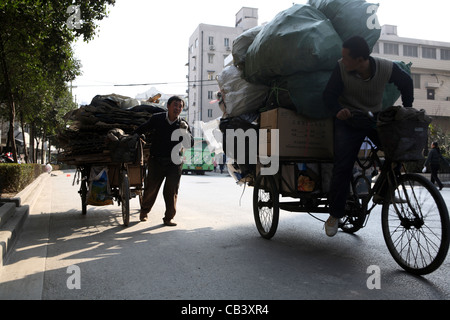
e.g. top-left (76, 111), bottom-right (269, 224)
top-left (439, 186), bottom-right (443, 191)
top-left (324, 215), bottom-right (339, 237)
top-left (140, 212), bottom-right (148, 222)
top-left (163, 219), bottom-right (177, 227)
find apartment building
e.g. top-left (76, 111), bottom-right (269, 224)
top-left (186, 7), bottom-right (258, 137)
top-left (373, 25), bottom-right (450, 132)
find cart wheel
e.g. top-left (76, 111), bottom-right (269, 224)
top-left (80, 178), bottom-right (88, 215)
top-left (253, 174), bottom-right (279, 239)
top-left (120, 169), bottom-right (130, 226)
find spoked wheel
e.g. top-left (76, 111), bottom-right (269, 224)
top-left (120, 169), bottom-right (130, 226)
top-left (253, 174), bottom-right (279, 239)
top-left (382, 173), bottom-right (450, 275)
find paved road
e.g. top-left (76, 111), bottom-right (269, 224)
top-left (1, 169), bottom-right (449, 303)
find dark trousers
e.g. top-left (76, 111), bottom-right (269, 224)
top-left (329, 119), bottom-right (380, 219)
top-left (141, 157), bottom-right (182, 221)
top-left (430, 164), bottom-right (443, 189)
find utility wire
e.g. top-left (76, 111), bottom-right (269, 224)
top-left (73, 79), bottom-right (218, 88)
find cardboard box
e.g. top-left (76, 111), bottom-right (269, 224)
top-left (259, 108), bottom-right (334, 160)
top-left (108, 164), bottom-right (142, 187)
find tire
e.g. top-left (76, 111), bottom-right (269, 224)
top-left (382, 173), bottom-right (450, 275)
top-left (253, 174), bottom-right (279, 239)
top-left (120, 170), bottom-right (130, 226)
top-left (80, 178), bottom-right (88, 215)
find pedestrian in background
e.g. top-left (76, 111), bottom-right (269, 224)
top-left (423, 141), bottom-right (447, 191)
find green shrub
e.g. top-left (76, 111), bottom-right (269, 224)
top-left (0, 163), bottom-right (45, 194)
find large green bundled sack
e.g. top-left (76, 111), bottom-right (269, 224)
top-left (244, 4), bottom-right (342, 85)
top-left (232, 25), bottom-right (263, 70)
top-left (284, 71), bottom-right (335, 119)
top-left (307, 0), bottom-right (381, 49)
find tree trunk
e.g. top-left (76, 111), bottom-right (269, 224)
top-left (20, 113), bottom-right (29, 163)
top-left (0, 33), bottom-right (18, 162)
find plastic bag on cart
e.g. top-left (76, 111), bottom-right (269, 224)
top-left (217, 65), bottom-right (269, 118)
top-left (87, 167), bottom-right (113, 206)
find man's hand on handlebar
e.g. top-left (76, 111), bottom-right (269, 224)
top-left (336, 108), bottom-right (352, 120)
top-left (336, 108), bottom-right (375, 121)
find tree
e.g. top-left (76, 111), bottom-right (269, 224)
top-left (0, 0), bottom-right (115, 162)
top-left (429, 123), bottom-right (450, 157)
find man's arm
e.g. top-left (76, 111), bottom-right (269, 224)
top-left (389, 63), bottom-right (414, 108)
top-left (180, 119), bottom-right (194, 148)
top-left (133, 116), bottom-right (155, 135)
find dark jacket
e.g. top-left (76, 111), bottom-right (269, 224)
top-left (134, 112), bottom-right (194, 159)
top-left (424, 148), bottom-right (445, 167)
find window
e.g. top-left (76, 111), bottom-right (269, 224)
top-left (422, 47), bottom-right (436, 59)
top-left (384, 43), bottom-right (399, 55)
top-left (208, 54), bottom-right (214, 64)
top-left (441, 49), bottom-right (450, 60)
top-left (427, 89), bottom-right (435, 100)
top-left (195, 38), bottom-right (198, 48)
top-left (207, 109), bottom-right (213, 118)
top-left (208, 36), bottom-right (214, 46)
top-left (411, 73), bottom-right (421, 89)
top-left (208, 91), bottom-right (214, 99)
top-left (207, 72), bottom-right (215, 80)
top-left (403, 45), bottom-right (418, 57)
top-left (224, 38), bottom-right (230, 47)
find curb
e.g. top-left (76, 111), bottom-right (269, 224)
top-left (0, 173), bottom-right (49, 271)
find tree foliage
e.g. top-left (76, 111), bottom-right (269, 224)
top-left (429, 123), bottom-right (450, 157)
top-left (0, 0), bottom-right (115, 162)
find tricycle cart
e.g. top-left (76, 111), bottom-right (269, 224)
top-left (252, 137), bottom-right (450, 275)
top-left (222, 106), bottom-right (450, 276)
top-left (68, 135), bottom-right (149, 226)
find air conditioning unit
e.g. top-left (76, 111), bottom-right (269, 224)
top-left (209, 45), bottom-right (215, 51)
top-left (226, 46), bottom-right (231, 51)
top-left (425, 82), bottom-right (440, 88)
top-left (446, 97), bottom-right (450, 101)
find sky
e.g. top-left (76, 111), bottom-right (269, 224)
top-left (71, 0), bottom-right (450, 105)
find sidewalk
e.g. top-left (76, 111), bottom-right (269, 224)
top-left (0, 171), bottom-right (53, 299)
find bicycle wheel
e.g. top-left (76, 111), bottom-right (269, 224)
top-left (382, 173), bottom-right (450, 275)
top-left (253, 174), bottom-right (279, 239)
top-left (120, 169), bottom-right (130, 226)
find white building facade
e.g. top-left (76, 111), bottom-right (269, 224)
top-left (186, 7), bottom-right (258, 137)
top-left (373, 25), bottom-right (450, 131)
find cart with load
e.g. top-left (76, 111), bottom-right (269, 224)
top-left (215, 0), bottom-right (450, 275)
top-left (222, 106), bottom-right (449, 275)
top-left (57, 94), bottom-right (163, 226)
top-left (69, 132), bottom-right (149, 226)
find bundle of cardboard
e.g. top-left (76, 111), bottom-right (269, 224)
top-left (57, 94), bottom-right (164, 164)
